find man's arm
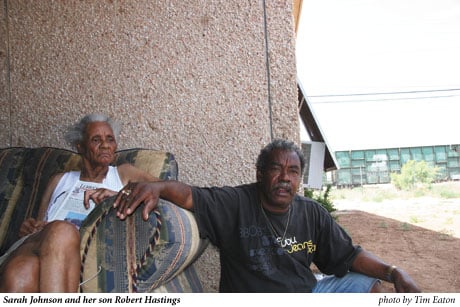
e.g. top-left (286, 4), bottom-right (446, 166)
top-left (114, 180), bottom-right (193, 221)
top-left (351, 249), bottom-right (420, 292)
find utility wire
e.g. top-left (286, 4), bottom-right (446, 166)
top-left (262, 0), bottom-right (273, 141)
top-left (310, 94), bottom-right (460, 104)
top-left (308, 88), bottom-right (460, 98)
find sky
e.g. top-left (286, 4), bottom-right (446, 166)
top-left (296, 0), bottom-right (460, 152)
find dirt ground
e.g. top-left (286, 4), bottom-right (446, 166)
top-left (334, 195), bottom-right (460, 293)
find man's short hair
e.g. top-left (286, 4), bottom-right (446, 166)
top-left (256, 139), bottom-right (306, 175)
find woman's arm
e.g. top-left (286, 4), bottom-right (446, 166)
top-left (18, 173), bottom-right (64, 237)
top-left (82, 163), bottom-right (160, 209)
top-left (37, 173), bottom-right (64, 221)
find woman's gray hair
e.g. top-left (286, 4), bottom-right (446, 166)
top-left (65, 114), bottom-right (121, 148)
top-left (256, 139), bottom-right (306, 175)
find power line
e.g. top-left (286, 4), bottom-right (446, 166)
top-left (307, 88), bottom-right (460, 98)
top-left (262, 0), bottom-right (273, 141)
top-left (310, 94), bottom-right (460, 104)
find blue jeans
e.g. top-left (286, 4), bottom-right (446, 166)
top-left (312, 272), bottom-right (379, 293)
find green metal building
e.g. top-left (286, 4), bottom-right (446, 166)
top-left (330, 144), bottom-right (460, 187)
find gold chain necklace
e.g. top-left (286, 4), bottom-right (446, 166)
top-left (260, 203), bottom-right (292, 244)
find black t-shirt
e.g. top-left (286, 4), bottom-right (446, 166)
top-left (191, 183), bottom-right (361, 292)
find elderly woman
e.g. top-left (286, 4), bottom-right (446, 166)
top-left (0, 114), bottom-right (157, 292)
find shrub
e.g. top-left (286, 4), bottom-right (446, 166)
top-left (391, 160), bottom-right (439, 190)
top-left (304, 184), bottom-right (337, 217)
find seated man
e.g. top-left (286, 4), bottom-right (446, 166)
top-left (114, 139), bottom-right (420, 293)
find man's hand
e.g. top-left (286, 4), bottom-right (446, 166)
top-left (19, 218), bottom-right (48, 237)
top-left (392, 268), bottom-right (421, 292)
top-left (113, 180), bottom-right (193, 221)
top-left (351, 250), bottom-right (421, 293)
top-left (113, 181), bottom-right (162, 221)
top-left (84, 188), bottom-right (117, 209)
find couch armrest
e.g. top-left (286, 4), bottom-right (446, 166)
top-left (79, 197), bottom-right (207, 292)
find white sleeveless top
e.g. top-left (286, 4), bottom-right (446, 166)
top-left (45, 166), bottom-right (123, 226)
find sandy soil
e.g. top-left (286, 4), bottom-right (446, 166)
top-left (334, 196), bottom-right (460, 292)
top-left (335, 197), bottom-right (460, 238)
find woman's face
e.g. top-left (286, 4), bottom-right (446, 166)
top-left (78, 121), bottom-right (117, 167)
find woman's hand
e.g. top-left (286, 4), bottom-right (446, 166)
top-left (19, 218), bottom-right (48, 237)
top-left (84, 188), bottom-right (117, 209)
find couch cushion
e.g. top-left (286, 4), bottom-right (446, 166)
top-left (0, 147), bottom-right (79, 255)
top-left (79, 197), bottom-right (207, 292)
top-left (114, 149), bottom-right (178, 181)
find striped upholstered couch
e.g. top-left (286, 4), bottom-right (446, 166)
top-left (0, 147), bottom-right (207, 292)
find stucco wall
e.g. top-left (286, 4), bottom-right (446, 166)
top-left (0, 2), bottom-right (9, 143)
top-left (0, 0), bottom-right (299, 292)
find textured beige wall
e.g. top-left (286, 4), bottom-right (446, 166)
top-left (2, 0), bottom-right (299, 187)
top-left (1, 0), bottom-right (299, 291)
top-left (0, 2), bottom-right (9, 143)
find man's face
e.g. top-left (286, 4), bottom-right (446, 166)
top-left (257, 149), bottom-right (302, 210)
top-left (78, 121), bottom-right (117, 167)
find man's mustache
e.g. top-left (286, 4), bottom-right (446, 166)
top-left (273, 182), bottom-right (291, 191)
